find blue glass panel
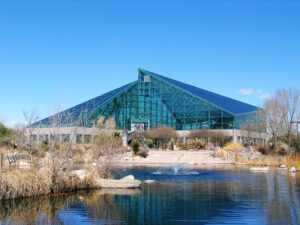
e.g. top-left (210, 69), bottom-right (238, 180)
top-left (35, 82), bottom-right (134, 127)
top-left (140, 69), bottom-right (258, 114)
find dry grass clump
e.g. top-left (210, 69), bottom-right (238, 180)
top-left (71, 148), bottom-right (86, 165)
top-left (223, 142), bottom-right (243, 152)
top-left (235, 155), bottom-right (286, 167)
top-left (216, 149), bottom-right (227, 159)
top-left (0, 167), bottom-right (96, 200)
top-left (0, 168), bottom-right (51, 200)
top-left (287, 153), bottom-right (300, 170)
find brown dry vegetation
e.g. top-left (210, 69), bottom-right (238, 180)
top-left (235, 155), bottom-right (287, 167)
top-left (223, 142), bottom-right (243, 152)
top-left (287, 153), bottom-right (300, 170)
top-left (216, 149), bottom-right (227, 159)
top-left (0, 167), bottom-right (97, 200)
top-left (145, 126), bottom-right (178, 149)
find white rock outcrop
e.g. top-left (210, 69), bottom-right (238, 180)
top-left (289, 167), bottom-right (296, 172)
top-left (96, 175), bottom-right (141, 189)
top-left (71, 169), bottom-right (88, 180)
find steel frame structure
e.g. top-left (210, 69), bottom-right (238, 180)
top-left (35, 69), bottom-right (262, 131)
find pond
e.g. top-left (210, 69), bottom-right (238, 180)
top-left (1, 166), bottom-right (300, 225)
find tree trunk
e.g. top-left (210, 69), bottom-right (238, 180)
top-left (274, 134), bottom-right (278, 151)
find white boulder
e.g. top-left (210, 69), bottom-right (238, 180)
top-left (121, 175), bottom-right (135, 181)
top-left (289, 167), bottom-right (296, 172)
top-left (71, 169), bottom-right (88, 180)
top-left (96, 175), bottom-right (141, 189)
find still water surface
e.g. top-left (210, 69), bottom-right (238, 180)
top-left (1, 166), bottom-right (300, 225)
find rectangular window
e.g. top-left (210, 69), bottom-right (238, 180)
top-left (62, 134), bottom-right (70, 142)
top-left (76, 134), bottom-right (82, 144)
top-left (84, 135), bottom-right (91, 143)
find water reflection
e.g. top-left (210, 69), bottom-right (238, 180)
top-left (0, 169), bottom-right (299, 225)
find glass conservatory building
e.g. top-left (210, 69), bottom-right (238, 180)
top-left (36, 69), bottom-right (261, 131)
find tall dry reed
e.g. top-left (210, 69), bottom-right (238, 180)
top-left (0, 168), bottom-right (97, 200)
top-left (287, 153), bottom-right (300, 170)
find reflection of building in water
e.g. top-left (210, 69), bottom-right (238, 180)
top-left (266, 172), bottom-right (300, 224)
top-left (0, 173), bottom-right (299, 224)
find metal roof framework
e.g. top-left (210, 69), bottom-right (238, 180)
top-left (35, 69), bottom-right (260, 130)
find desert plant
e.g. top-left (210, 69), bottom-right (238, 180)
top-left (138, 146), bottom-right (149, 158)
top-left (278, 142), bottom-right (289, 155)
top-left (216, 149), bottom-right (227, 159)
top-left (223, 142), bottom-right (243, 152)
top-left (113, 131), bottom-right (122, 138)
top-left (147, 139), bottom-right (154, 148)
top-left (132, 139), bottom-right (140, 155)
top-left (175, 142), bottom-right (187, 150)
top-left (186, 139), bottom-right (205, 149)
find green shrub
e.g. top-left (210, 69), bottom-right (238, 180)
top-left (291, 136), bottom-right (300, 153)
top-left (0, 123), bottom-right (14, 146)
top-left (40, 140), bottom-right (50, 152)
top-left (132, 139), bottom-right (140, 155)
top-left (186, 139), bottom-right (205, 148)
top-left (94, 134), bottom-right (112, 146)
top-left (278, 142), bottom-right (289, 155)
top-left (113, 131), bottom-right (122, 138)
top-left (147, 139), bottom-right (154, 148)
top-left (175, 142), bottom-right (187, 150)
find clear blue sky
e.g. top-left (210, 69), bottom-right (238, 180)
top-left (0, 0), bottom-right (299, 126)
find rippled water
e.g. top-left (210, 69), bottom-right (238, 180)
top-left (0, 167), bottom-right (300, 225)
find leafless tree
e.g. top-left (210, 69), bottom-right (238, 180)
top-left (280, 87), bottom-right (300, 145)
top-left (263, 87), bottom-right (300, 149)
top-left (22, 108), bottom-right (40, 154)
top-left (210, 130), bottom-right (231, 147)
top-left (145, 126), bottom-right (178, 149)
top-left (188, 129), bottom-right (211, 140)
top-left (45, 106), bottom-right (80, 185)
top-left (93, 115), bottom-right (123, 178)
top-left (263, 94), bottom-right (285, 150)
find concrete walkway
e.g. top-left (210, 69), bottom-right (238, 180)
top-left (117, 150), bottom-right (230, 165)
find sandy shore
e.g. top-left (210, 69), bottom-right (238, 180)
top-left (116, 150), bottom-right (231, 166)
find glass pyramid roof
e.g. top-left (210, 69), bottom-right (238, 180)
top-left (140, 69), bottom-right (258, 115)
top-left (36, 82), bottom-right (134, 126)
